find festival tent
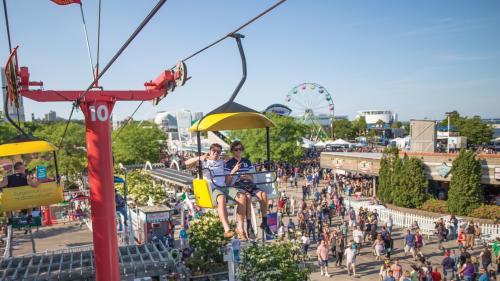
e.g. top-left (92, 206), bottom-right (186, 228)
top-left (328, 139), bottom-right (351, 146)
top-left (314, 141), bottom-right (326, 147)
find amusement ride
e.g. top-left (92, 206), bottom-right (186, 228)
top-left (285, 82), bottom-right (335, 141)
top-left (0, 0), bottom-right (287, 280)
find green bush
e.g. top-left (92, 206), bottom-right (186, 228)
top-left (469, 205), bottom-right (500, 220)
top-left (447, 150), bottom-right (483, 215)
top-left (185, 212), bottom-right (230, 275)
top-left (420, 199), bottom-right (448, 214)
top-left (239, 241), bottom-right (311, 281)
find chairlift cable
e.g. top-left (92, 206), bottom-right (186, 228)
top-left (114, 100), bottom-right (144, 140)
top-left (177, 0), bottom-right (287, 65)
top-left (78, 3), bottom-right (96, 81)
top-left (116, 0), bottom-right (287, 137)
top-left (96, 0), bottom-right (102, 79)
top-left (58, 0), bottom-right (167, 148)
top-left (77, 0), bottom-right (167, 101)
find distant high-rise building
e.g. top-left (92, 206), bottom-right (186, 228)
top-left (1, 67), bottom-right (25, 122)
top-left (192, 112), bottom-right (203, 122)
top-left (44, 110), bottom-right (57, 122)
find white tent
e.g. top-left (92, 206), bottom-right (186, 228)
top-left (328, 139), bottom-right (351, 146)
top-left (314, 141), bottom-right (326, 147)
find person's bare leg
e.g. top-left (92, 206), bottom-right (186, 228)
top-left (246, 194), bottom-right (252, 218)
top-left (257, 191), bottom-right (268, 217)
top-left (217, 195), bottom-right (231, 233)
top-left (235, 193), bottom-right (247, 235)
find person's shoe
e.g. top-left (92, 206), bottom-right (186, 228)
top-left (223, 230), bottom-right (235, 238)
top-left (325, 273), bottom-right (331, 277)
top-left (320, 272), bottom-right (324, 276)
top-left (247, 226), bottom-right (256, 240)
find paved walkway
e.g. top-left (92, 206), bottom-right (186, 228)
top-left (9, 222), bottom-right (92, 256)
top-left (275, 184), bottom-right (482, 281)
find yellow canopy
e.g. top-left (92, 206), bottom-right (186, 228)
top-left (189, 112), bottom-right (275, 132)
top-left (0, 140), bottom-right (57, 157)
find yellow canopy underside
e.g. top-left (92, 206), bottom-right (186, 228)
top-left (189, 112), bottom-right (275, 132)
top-left (0, 140), bottom-right (56, 157)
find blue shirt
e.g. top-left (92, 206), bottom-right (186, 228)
top-left (224, 157), bottom-right (254, 182)
top-left (478, 273), bottom-right (488, 281)
top-left (404, 234), bottom-right (415, 247)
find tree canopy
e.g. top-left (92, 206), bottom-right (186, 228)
top-left (112, 121), bottom-right (166, 165)
top-left (440, 110), bottom-right (493, 146)
top-left (447, 149), bottom-right (483, 215)
top-left (229, 114), bottom-right (309, 164)
top-left (332, 119), bottom-right (354, 140)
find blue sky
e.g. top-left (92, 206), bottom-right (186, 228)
top-left (1, 0), bottom-right (499, 121)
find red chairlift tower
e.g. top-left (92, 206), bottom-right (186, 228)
top-left (5, 47), bottom-right (187, 281)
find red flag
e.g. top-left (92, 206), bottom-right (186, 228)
top-left (50, 0), bottom-right (81, 5)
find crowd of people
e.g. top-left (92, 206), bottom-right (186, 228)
top-left (266, 171), bottom-right (499, 280)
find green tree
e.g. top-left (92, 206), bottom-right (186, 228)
top-left (447, 149), bottom-right (483, 215)
top-left (239, 241), bottom-right (311, 281)
top-left (185, 212), bottom-right (231, 275)
top-left (0, 122), bottom-right (17, 143)
top-left (352, 116), bottom-right (367, 136)
top-left (440, 111), bottom-right (493, 146)
top-left (112, 121), bottom-right (165, 165)
top-left (391, 121), bottom-right (403, 129)
top-left (392, 157), bottom-right (428, 208)
top-left (229, 114), bottom-right (309, 164)
top-left (33, 122), bottom-right (87, 178)
top-left (459, 116), bottom-right (493, 145)
top-left (377, 147), bottom-right (400, 203)
top-left (115, 170), bottom-right (166, 205)
top-left (332, 119), bottom-right (354, 140)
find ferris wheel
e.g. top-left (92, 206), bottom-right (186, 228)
top-left (285, 82), bottom-right (334, 140)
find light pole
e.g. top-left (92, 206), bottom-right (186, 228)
top-left (445, 112), bottom-right (452, 153)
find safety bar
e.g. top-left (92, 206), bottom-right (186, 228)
top-left (200, 167), bottom-right (277, 189)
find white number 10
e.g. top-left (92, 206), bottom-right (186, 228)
top-left (89, 105), bottom-right (109, 122)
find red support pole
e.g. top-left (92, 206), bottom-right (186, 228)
top-left (81, 100), bottom-right (120, 281)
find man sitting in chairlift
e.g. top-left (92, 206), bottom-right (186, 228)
top-left (0, 162), bottom-right (39, 189)
top-left (225, 141), bottom-right (273, 239)
top-left (185, 143), bottom-right (247, 239)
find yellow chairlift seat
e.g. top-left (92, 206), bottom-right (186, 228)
top-left (189, 101), bottom-right (278, 208)
top-left (0, 135), bottom-right (63, 212)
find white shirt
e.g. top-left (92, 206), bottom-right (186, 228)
top-left (353, 229), bottom-right (363, 243)
top-left (202, 159), bottom-right (225, 189)
top-left (344, 248), bottom-right (356, 263)
top-left (301, 236), bottom-right (310, 245)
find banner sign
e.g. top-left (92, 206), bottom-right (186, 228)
top-left (36, 165), bottom-right (47, 180)
top-left (0, 182), bottom-right (63, 212)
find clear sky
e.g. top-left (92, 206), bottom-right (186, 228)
top-left (1, 0), bottom-right (499, 122)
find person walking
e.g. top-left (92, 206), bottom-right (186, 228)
top-left (373, 234), bottom-right (386, 261)
top-left (460, 258), bottom-right (475, 281)
top-left (465, 221), bottom-right (476, 250)
top-left (431, 266), bottom-right (443, 281)
top-left (385, 233), bottom-right (394, 260)
top-left (404, 229), bottom-right (417, 260)
top-left (345, 242), bottom-right (357, 277)
top-left (442, 250), bottom-right (456, 281)
top-left (479, 246), bottom-right (492, 271)
top-left (391, 258), bottom-right (402, 280)
top-left (336, 233), bottom-right (345, 267)
top-left (316, 240), bottom-right (331, 277)
top-left (301, 233), bottom-right (310, 256)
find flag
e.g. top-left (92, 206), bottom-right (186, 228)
top-left (50, 0), bottom-right (81, 5)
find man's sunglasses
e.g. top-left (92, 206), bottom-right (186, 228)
top-left (211, 150), bottom-right (222, 154)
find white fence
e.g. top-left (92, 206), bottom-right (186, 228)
top-left (347, 198), bottom-right (500, 242)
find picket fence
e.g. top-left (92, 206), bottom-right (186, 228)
top-left (347, 198), bottom-right (500, 243)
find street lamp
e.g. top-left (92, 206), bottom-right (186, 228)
top-left (445, 112), bottom-right (452, 153)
